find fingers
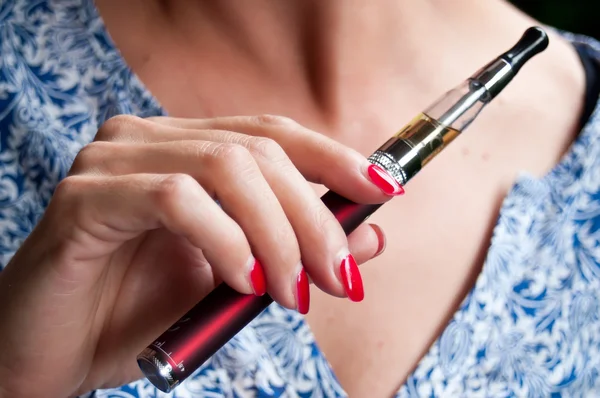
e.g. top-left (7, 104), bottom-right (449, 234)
top-left (74, 114), bottom-right (399, 311)
top-left (99, 115), bottom-right (404, 202)
top-left (71, 139), bottom-right (361, 305)
top-left (48, 174), bottom-right (263, 301)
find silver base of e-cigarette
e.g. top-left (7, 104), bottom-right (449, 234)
top-left (137, 347), bottom-right (178, 393)
top-left (368, 150), bottom-right (409, 185)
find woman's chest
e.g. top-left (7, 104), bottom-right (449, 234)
top-left (305, 142), bottom-right (512, 396)
top-left (304, 151), bottom-right (600, 397)
top-left (303, 100), bottom-right (585, 396)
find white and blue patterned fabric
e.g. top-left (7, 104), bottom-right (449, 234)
top-left (2, 1), bottom-right (600, 397)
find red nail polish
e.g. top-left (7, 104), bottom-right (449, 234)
top-left (296, 268), bottom-right (310, 314)
top-left (367, 164), bottom-right (405, 196)
top-left (250, 259), bottom-right (266, 296)
top-left (340, 254), bottom-right (364, 302)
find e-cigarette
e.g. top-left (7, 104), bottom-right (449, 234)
top-left (137, 27), bottom-right (549, 392)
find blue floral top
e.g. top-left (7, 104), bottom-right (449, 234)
top-left (2, 1), bottom-right (600, 397)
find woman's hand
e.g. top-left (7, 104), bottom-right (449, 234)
top-left (0, 114), bottom-right (400, 397)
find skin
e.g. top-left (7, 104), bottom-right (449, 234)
top-left (0, 0), bottom-right (587, 397)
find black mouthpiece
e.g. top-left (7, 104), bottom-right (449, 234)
top-left (500, 26), bottom-right (549, 74)
top-left (471, 26), bottom-right (550, 100)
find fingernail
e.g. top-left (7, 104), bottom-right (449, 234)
top-left (339, 252), bottom-right (364, 302)
top-left (296, 266), bottom-right (310, 314)
top-left (248, 257), bottom-right (266, 296)
top-left (370, 224), bottom-right (386, 257)
top-left (367, 164), bottom-right (404, 196)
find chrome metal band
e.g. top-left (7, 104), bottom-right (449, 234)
top-left (368, 150), bottom-right (407, 185)
top-left (471, 58), bottom-right (513, 99)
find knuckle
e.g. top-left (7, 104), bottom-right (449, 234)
top-left (153, 174), bottom-right (198, 209)
top-left (253, 114), bottom-right (298, 128)
top-left (51, 176), bottom-right (88, 222)
top-left (212, 143), bottom-right (255, 170)
top-left (204, 143), bottom-right (263, 187)
top-left (313, 204), bottom-right (342, 239)
top-left (249, 137), bottom-right (287, 162)
top-left (70, 141), bottom-right (113, 173)
top-left (53, 176), bottom-right (84, 201)
top-left (247, 137), bottom-right (299, 177)
top-left (186, 140), bottom-right (213, 160)
top-left (95, 114), bottom-right (144, 141)
top-left (275, 222), bottom-right (299, 253)
top-left (267, 223), bottom-right (302, 276)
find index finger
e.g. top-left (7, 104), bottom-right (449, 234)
top-left (145, 115), bottom-right (404, 204)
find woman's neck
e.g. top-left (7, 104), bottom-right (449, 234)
top-left (96, 1), bottom-right (481, 101)
top-left (95, 0), bottom-right (580, 139)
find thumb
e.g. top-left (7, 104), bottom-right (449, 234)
top-left (347, 223), bottom-right (386, 265)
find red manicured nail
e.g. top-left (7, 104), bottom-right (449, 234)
top-left (296, 268), bottom-right (310, 314)
top-left (249, 259), bottom-right (266, 296)
top-left (339, 254), bottom-right (364, 302)
top-left (367, 164), bottom-right (404, 196)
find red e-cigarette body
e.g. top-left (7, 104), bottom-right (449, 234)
top-left (136, 193), bottom-right (380, 392)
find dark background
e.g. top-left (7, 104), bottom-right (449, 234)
top-left (510, 1), bottom-right (599, 39)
